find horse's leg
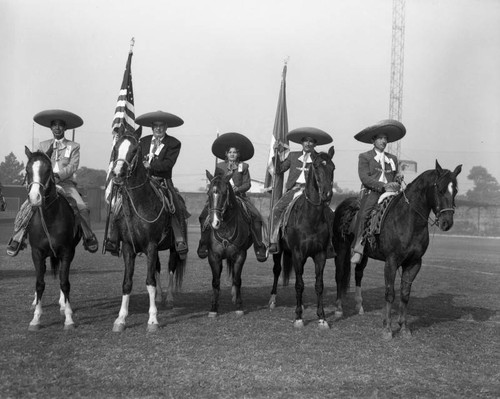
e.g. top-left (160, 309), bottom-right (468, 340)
top-left (382, 258), bottom-right (398, 340)
top-left (293, 251), bottom-right (306, 328)
top-left (314, 253), bottom-right (329, 330)
top-left (145, 245), bottom-right (159, 333)
top-left (208, 254), bottom-right (223, 317)
top-left (59, 255), bottom-right (75, 330)
top-left (231, 252), bottom-right (246, 316)
top-left (113, 247), bottom-right (136, 332)
top-left (29, 253), bottom-right (46, 331)
top-left (354, 257), bottom-right (369, 315)
top-left (334, 244), bottom-right (351, 318)
top-left (269, 253), bottom-right (282, 310)
top-left (398, 259), bottom-right (422, 338)
top-left (155, 253), bottom-right (164, 304)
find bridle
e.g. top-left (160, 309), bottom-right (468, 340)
top-left (111, 138), bottom-right (146, 189)
top-left (207, 175), bottom-right (231, 221)
top-left (304, 156), bottom-right (332, 207)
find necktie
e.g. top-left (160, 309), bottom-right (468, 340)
top-left (379, 154), bottom-right (387, 183)
top-left (152, 139), bottom-right (160, 154)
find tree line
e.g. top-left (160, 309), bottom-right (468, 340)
top-left (1, 151), bottom-right (500, 204)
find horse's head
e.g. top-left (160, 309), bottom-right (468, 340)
top-left (429, 160), bottom-right (462, 231)
top-left (306, 146), bottom-right (335, 205)
top-left (110, 133), bottom-right (142, 185)
top-left (24, 146), bottom-right (54, 208)
top-left (206, 168), bottom-right (234, 230)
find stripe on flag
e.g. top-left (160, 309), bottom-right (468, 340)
top-left (111, 52), bottom-right (136, 137)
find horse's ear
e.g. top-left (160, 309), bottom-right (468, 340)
top-left (435, 160), bottom-right (443, 174)
top-left (328, 146), bottom-right (335, 159)
top-left (453, 164), bottom-right (462, 177)
top-left (25, 146), bottom-right (33, 158)
top-left (134, 126), bottom-right (142, 140)
top-left (206, 170), bottom-right (214, 181)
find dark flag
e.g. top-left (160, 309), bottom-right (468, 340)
top-left (264, 62), bottom-right (290, 201)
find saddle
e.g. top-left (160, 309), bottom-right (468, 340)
top-left (280, 191), bottom-right (303, 233)
top-left (363, 193), bottom-right (398, 248)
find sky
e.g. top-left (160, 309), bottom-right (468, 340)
top-left (1, 0), bottom-right (499, 194)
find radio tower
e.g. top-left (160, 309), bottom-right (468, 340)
top-left (388, 0), bottom-right (406, 159)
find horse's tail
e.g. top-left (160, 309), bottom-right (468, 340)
top-left (282, 251), bottom-right (293, 286)
top-left (50, 257), bottom-right (60, 278)
top-left (332, 197), bottom-right (358, 293)
top-left (168, 251), bottom-right (186, 290)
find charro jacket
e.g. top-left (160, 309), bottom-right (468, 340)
top-left (140, 134), bottom-right (181, 180)
top-left (275, 150), bottom-right (319, 191)
top-left (358, 149), bottom-right (399, 193)
top-left (38, 138), bottom-right (79, 185)
top-left (216, 161), bottom-right (251, 196)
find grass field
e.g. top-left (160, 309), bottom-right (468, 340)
top-left (0, 223), bottom-right (499, 398)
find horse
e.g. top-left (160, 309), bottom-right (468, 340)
top-left (333, 160), bottom-right (462, 339)
top-left (108, 132), bottom-right (186, 332)
top-left (269, 147), bottom-right (335, 329)
top-left (0, 186), bottom-right (5, 211)
top-left (203, 168), bottom-right (254, 317)
top-left (23, 146), bottom-right (82, 331)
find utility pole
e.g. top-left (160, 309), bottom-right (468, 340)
top-left (388, 0), bottom-right (406, 159)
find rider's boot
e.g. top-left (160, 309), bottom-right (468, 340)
top-left (6, 228), bottom-right (27, 257)
top-left (103, 214), bottom-right (120, 257)
top-left (171, 213), bottom-right (188, 260)
top-left (251, 220), bottom-right (268, 262)
top-left (78, 209), bottom-right (99, 253)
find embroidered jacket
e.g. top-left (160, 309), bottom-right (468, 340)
top-left (275, 150), bottom-right (319, 191)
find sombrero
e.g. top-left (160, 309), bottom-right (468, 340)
top-left (211, 132), bottom-right (254, 162)
top-left (33, 109), bottom-right (83, 129)
top-left (354, 119), bottom-right (406, 143)
top-left (135, 110), bottom-right (184, 128)
top-left (286, 127), bottom-right (332, 145)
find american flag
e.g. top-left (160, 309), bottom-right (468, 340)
top-left (111, 50), bottom-right (136, 138)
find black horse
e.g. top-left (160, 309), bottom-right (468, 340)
top-left (203, 169), bottom-right (254, 317)
top-left (269, 147), bottom-right (335, 329)
top-left (23, 147), bottom-right (81, 330)
top-left (333, 161), bottom-right (462, 339)
top-left (108, 132), bottom-right (186, 332)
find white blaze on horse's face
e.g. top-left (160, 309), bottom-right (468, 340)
top-left (113, 140), bottom-right (133, 177)
top-left (211, 192), bottom-right (222, 229)
top-left (28, 160), bottom-right (44, 206)
top-left (448, 182), bottom-right (454, 196)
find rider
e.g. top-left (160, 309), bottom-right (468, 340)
top-left (350, 119), bottom-right (406, 264)
top-left (197, 132), bottom-right (267, 262)
top-left (103, 110), bottom-right (189, 259)
top-left (267, 127), bottom-right (335, 257)
top-left (6, 109), bottom-right (99, 256)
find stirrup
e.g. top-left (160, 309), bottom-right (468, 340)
top-left (104, 239), bottom-right (120, 257)
top-left (83, 234), bottom-right (99, 253)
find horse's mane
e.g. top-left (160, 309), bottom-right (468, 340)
top-left (404, 168), bottom-right (458, 193)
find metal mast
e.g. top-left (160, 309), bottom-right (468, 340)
top-left (388, 0), bottom-right (406, 159)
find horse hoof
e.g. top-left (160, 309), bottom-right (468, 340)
top-left (293, 319), bottom-right (304, 328)
top-left (334, 310), bottom-right (343, 319)
top-left (112, 323), bottom-right (125, 333)
top-left (28, 324), bottom-right (40, 332)
top-left (400, 327), bottom-right (412, 338)
top-left (382, 330), bottom-right (393, 340)
top-left (235, 310), bottom-right (244, 317)
top-left (318, 319), bottom-right (330, 330)
top-left (208, 311), bottom-right (218, 318)
top-left (147, 324), bottom-right (159, 333)
top-left (358, 306), bottom-right (365, 315)
top-left (269, 302), bottom-right (276, 310)
top-left (64, 323), bottom-right (76, 331)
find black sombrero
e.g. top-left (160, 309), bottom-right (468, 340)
top-left (135, 110), bottom-right (184, 128)
top-left (33, 109), bottom-right (83, 129)
top-left (286, 127), bottom-right (332, 145)
top-left (354, 119), bottom-right (406, 143)
top-left (211, 132), bottom-right (254, 162)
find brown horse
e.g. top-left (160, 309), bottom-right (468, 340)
top-left (203, 169), bottom-right (253, 317)
top-left (108, 132), bottom-right (186, 332)
top-left (23, 147), bottom-right (81, 330)
top-left (269, 147), bottom-right (335, 329)
top-left (333, 161), bottom-right (462, 339)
